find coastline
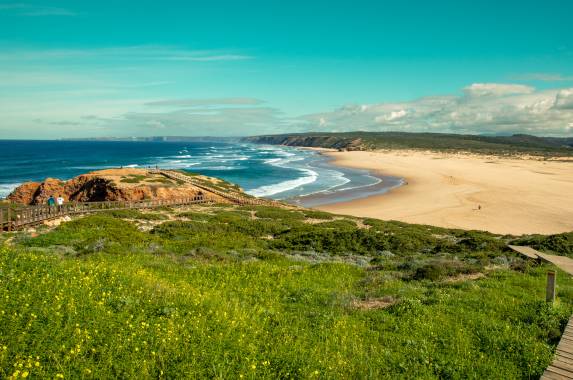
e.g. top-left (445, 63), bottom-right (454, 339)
top-left (307, 149), bottom-right (573, 236)
top-left (288, 152), bottom-right (405, 208)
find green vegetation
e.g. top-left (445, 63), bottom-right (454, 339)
top-left (512, 232), bottom-right (573, 258)
top-left (1, 204), bottom-right (572, 378)
top-left (176, 170), bottom-right (244, 193)
top-left (302, 210), bottom-right (334, 220)
top-left (246, 132), bottom-right (573, 157)
top-left (144, 177), bottom-right (175, 185)
top-left (102, 209), bottom-right (169, 221)
top-left (120, 174), bottom-right (148, 184)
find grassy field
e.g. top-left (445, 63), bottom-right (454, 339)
top-left (1, 205), bottom-right (572, 379)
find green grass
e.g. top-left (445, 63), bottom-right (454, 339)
top-left (1, 205), bottom-right (573, 378)
top-left (119, 174), bottom-right (148, 184)
top-left (101, 209), bottom-right (168, 221)
top-left (144, 178), bottom-right (175, 185)
top-left (302, 210), bottom-right (334, 220)
top-left (176, 170), bottom-right (242, 193)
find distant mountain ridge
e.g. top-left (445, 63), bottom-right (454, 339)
top-left (244, 132), bottom-right (573, 156)
top-left (60, 136), bottom-right (239, 142)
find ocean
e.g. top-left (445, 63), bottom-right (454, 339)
top-left (0, 140), bottom-right (402, 206)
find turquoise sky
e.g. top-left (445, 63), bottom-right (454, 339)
top-left (1, 0), bottom-right (572, 138)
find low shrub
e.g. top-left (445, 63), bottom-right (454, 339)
top-left (303, 210), bottom-right (334, 220)
top-left (512, 232), bottom-right (573, 257)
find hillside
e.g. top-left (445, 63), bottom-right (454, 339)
top-left (1, 202), bottom-right (573, 378)
top-left (245, 132), bottom-right (573, 156)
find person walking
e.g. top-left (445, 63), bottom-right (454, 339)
top-left (47, 195), bottom-right (56, 207)
top-left (56, 195), bottom-right (64, 213)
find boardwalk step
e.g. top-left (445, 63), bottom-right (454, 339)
top-left (552, 359), bottom-right (573, 373)
top-left (543, 369), bottom-right (573, 380)
top-left (544, 365), bottom-right (573, 379)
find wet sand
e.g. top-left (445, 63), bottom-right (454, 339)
top-left (313, 150), bottom-right (573, 235)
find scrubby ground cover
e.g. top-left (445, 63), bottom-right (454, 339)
top-left (512, 232), bottom-right (573, 258)
top-left (1, 205), bottom-right (572, 379)
top-left (246, 132), bottom-right (573, 157)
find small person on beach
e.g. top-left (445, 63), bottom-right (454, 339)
top-left (478, 204), bottom-right (482, 211)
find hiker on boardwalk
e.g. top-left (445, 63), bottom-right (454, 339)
top-left (47, 195), bottom-right (56, 207)
top-left (56, 195), bottom-right (64, 212)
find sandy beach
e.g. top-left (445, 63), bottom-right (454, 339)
top-left (315, 150), bottom-right (573, 235)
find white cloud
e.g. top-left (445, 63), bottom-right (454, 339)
top-left (463, 83), bottom-right (534, 97)
top-left (299, 83), bottom-right (573, 136)
top-left (512, 73), bottom-right (573, 82)
top-left (375, 109), bottom-right (407, 122)
top-left (554, 89), bottom-right (573, 110)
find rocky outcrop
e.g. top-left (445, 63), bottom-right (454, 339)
top-left (243, 135), bottom-right (366, 151)
top-left (7, 181), bottom-right (42, 205)
top-left (8, 169), bottom-right (231, 205)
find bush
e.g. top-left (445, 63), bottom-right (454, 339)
top-left (23, 215), bottom-right (155, 254)
top-left (315, 219), bottom-right (357, 230)
top-left (103, 210), bottom-right (167, 220)
top-left (512, 232), bottom-right (573, 257)
top-left (254, 207), bottom-right (305, 221)
top-left (303, 210), bottom-right (334, 220)
top-left (412, 259), bottom-right (481, 281)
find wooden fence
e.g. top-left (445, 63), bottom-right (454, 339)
top-left (0, 195), bottom-right (208, 232)
top-left (155, 169), bottom-right (283, 207)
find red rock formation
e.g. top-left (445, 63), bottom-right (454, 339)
top-left (7, 181), bottom-right (41, 204)
top-left (8, 169), bottom-right (229, 205)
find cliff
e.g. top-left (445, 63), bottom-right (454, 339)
top-left (244, 132), bottom-right (573, 156)
top-left (8, 168), bottom-right (233, 205)
top-left (243, 135), bottom-right (366, 151)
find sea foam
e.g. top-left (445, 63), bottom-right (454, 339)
top-left (248, 168), bottom-right (319, 197)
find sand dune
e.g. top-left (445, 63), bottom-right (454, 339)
top-left (317, 150), bottom-right (573, 235)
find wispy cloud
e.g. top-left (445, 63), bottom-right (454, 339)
top-left (512, 73), bottom-right (573, 82)
top-left (67, 104), bottom-right (287, 137)
top-left (0, 45), bottom-right (253, 63)
top-left (0, 3), bottom-right (77, 16)
top-left (162, 54), bottom-right (253, 62)
top-left (146, 98), bottom-right (265, 107)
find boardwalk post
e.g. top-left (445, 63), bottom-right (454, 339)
top-left (0, 208), bottom-right (4, 231)
top-left (547, 270), bottom-right (556, 303)
top-left (7, 207), bottom-right (12, 232)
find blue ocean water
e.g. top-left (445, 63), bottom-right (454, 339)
top-left (0, 140), bottom-right (392, 205)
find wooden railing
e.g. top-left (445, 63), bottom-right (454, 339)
top-left (154, 170), bottom-right (284, 207)
top-left (0, 196), bottom-right (208, 232)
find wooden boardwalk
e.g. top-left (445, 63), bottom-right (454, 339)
top-left (508, 245), bottom-right (573, 276)
top-left (508, 245), bottom-right (573, 379)
top-left (543, 316), bottom-right (573, 380)
top-left (0, 196), bottom-right (208, 232)
top-left (1, 169), bottom-right (283, 232)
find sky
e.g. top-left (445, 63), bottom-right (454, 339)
top-left (0, 0), bottom-right (572, 139)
